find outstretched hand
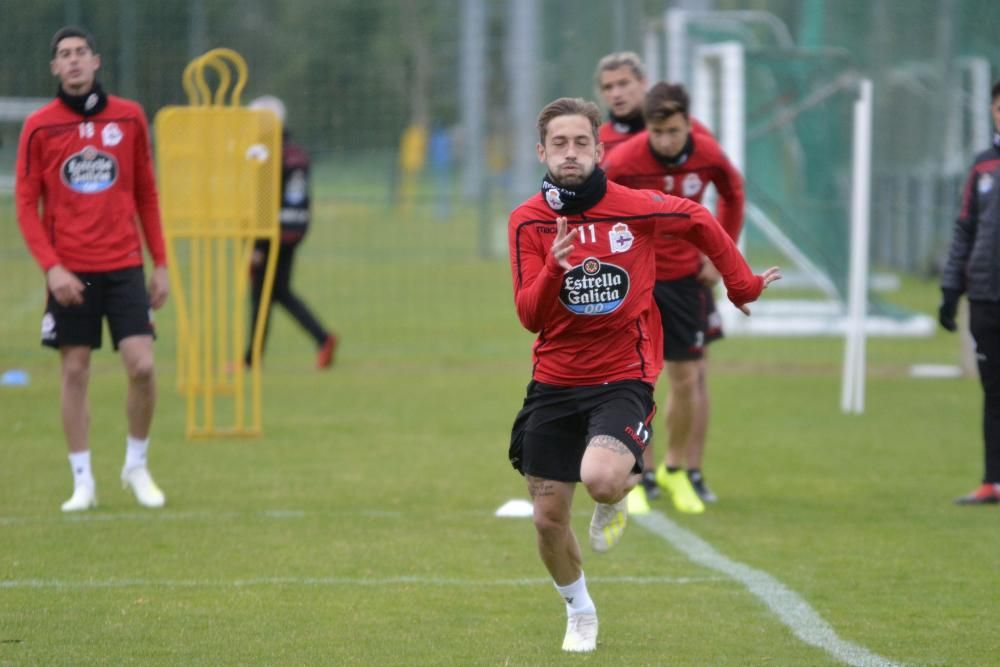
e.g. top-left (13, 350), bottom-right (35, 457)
top-left (550, 216), bottom-right (575, 271)
top-left (738, 266), bottom-right (782, 315)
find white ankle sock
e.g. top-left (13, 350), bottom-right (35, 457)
top-left (124, 435), bottom-right (149, 472)
top-left (554, 572), bottom-right (596, 616)
top-left (68, 451), bottom-right (94, 490)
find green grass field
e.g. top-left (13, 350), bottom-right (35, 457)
top-left (1, 187), bottom-right (998, 666)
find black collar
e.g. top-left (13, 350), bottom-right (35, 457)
top-left (608, 111), bottom-right (645, 135)
top-left (651, 133), bottom-right (695, 167)
top-left (57, 81), bottom-right (108, 117)
top-left (540, 167), bottom-right (608, 216)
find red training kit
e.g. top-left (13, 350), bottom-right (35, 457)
top-left (508, 180), bottom-right (762, 387)
top-left (16, 95), bottom-right (166, 273)
top-left (603, 127), bottom-right (744, 281)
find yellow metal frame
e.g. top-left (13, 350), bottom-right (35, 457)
top-left (155, 49), bottom-right (280, 438)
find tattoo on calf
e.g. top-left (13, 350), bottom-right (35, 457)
top-left (526, 476), bottom-right (555, 498)
top-left (587, 435), bottom-right (631, 455)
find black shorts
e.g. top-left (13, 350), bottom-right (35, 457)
top-left (41, 266), bottom-right (154, 350)
top-left (653, 276), bottom-right (723, 362)
top-left (509, 380), bottom-right (656, 482)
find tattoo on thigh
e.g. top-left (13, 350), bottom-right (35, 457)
top-left (526, 476), bottom-right (555, 498)
top-left (587, 435), bottom-right (631, 456)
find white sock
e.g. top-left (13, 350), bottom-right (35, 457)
top-left (68, 451), bottom-right (94, 490)
top-left (124, 435), bottom-right (149, 472)
top-left (554, 572), bottom-right (596, 616)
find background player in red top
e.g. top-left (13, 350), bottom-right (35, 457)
top-left (16, 27), bottom-right (169, 512)
top-left (507, 96), bottom-right (779, 653)
top-left (604, 82), bottom-right (745, 514)
top-left (595, 51), bottom-right (648, 155)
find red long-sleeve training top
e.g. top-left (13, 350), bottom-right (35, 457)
top-left (509, 180), bottom-right (762, 387)
top-left (16, 95), bottom-right (166, 273)
top-left (603, 127), bottom-right (744, 281)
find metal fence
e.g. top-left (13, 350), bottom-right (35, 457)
top-left (2, 0), bottom-right (999, 272)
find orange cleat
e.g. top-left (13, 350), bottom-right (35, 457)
top-left (316, 334), bottom-right (337, 369)
top-left (954, 483), bottom-right (1000, 505)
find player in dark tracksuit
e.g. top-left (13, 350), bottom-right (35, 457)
top-left (939, 80), bottom-right (1000, 505)
top-left (245, 96), bottom-right (336, 370)
top-left (507, 96), bottom-right (780, 653)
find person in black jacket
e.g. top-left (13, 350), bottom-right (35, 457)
top-left (245, 96), bottom-right (336, 370)
top-left (939, 79), bottom-right (1000, 505)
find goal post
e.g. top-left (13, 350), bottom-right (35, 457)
top-left (691, 41), bottom-right (929, 414)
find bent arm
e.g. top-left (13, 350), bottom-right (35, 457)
top-left (712, 157), bottom-right (745, 241)
top-left (510, 239), bottom-right (564, 333)
top-left (658, 196), bottom-right (762, 308)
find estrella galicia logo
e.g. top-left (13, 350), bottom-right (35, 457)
top-left (61, 146), bottom-right (118, 194)
top-left (560, 257), bottom-right (630, 315)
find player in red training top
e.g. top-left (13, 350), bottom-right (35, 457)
top-left (595, 51), bottom-right (648, 154)
top-left (595, 52), bottom-right (714, 161)
top-left (16, 27), bottom-right (169, 512)
top-left (507, 96), bottom-right (779, 653)
top-left (604, 82), bottom-right (745, 514)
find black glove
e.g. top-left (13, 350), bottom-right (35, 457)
top-left (938, 288), bottom-right (961, 332)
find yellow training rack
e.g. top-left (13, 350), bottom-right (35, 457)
top-left (154, 48), bottom-right (281, 438)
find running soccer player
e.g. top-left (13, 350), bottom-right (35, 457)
top-left (507, 96), bottom-right (779, 653)
top-left (604, 82), bottom-right (745, 513)
top-left (15, 26), bottom-right (169, 511)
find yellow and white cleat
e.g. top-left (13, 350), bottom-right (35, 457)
top-left (656, 464), bottom-right (705, 514)
top-left (61, 485), bottom-right (97, 512)
top-left (626, 484), bottom-right (651, 515)
top-left (121, 466), bottom-right (166, 508)
top-left (561, 612), bottom-right (598, 652)
top-left (588, 497), bottom-right (628, 553)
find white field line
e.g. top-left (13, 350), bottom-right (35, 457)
top-left (635, 511), bottom-right (902, 667)
top-left (0, 509), bottom-right (402, 525)
top-left (0, 575), bottom-right (722, 590)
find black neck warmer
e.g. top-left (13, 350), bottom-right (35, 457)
top-left (541, 166), bottom-right (608, 216)
top-left (57, 81), bottom-right (108, 117)
top-left (608, 111), bottom-right (645, 135)
top-left (993, 132), bottom-right (1000, 151)
top-left (652, 133), bottom-right (695, 167)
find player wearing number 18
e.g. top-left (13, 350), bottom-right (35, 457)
top-left (506, 96), bottom-right (780, 653)
top-left (15, 26), bottom-right (169, 512)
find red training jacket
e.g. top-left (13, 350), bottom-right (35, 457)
top-left (598, 119), bottom-right (640, 156)
top-left (603, 126), bottom-right (744, 281)
top-left (508, 179), bottom-right (762, 387)
top-left (16, 95), bottom-right (166, 273)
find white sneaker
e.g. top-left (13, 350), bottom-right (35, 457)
top-left (589, 497), bottom-right (628, 553)
top-left (121, 466), bottom-right (166, 508)
top-left (561, 612), bottom-right (598, 652)
top-left (61, 485), bottom-right (97, 512)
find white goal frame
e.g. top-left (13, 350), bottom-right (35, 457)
top-left (690, 43), bottom-right (934, 413)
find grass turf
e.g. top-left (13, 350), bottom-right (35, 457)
top-left (1, 188), bottom-right (997, 666)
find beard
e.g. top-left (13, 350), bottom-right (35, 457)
top-left (551, 163), bottom-right (592, 188)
